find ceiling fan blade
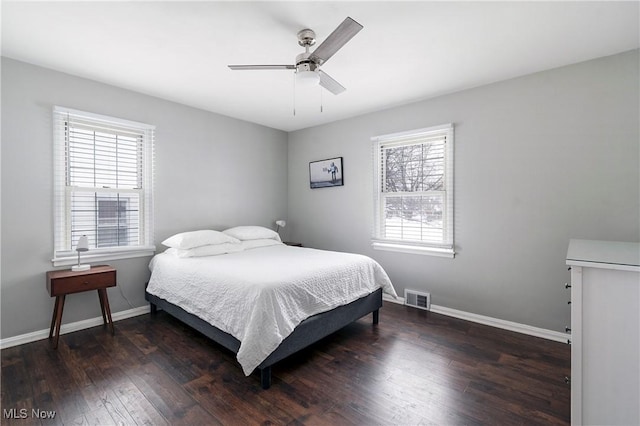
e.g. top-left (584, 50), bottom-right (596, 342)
top-left (228, 65), bottom-right (295, 70)
top-left (318, 70), bottom-right (346, 95)
top-left (309, 17), bottom-right (363, 65)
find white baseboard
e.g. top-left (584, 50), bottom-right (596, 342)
top-left (383, 294), bottom-right (568, 343)
top-left (0, 305), bottom-right (151, 350)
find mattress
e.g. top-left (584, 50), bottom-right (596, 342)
top-left (146, 243), bottom-right (397, 375)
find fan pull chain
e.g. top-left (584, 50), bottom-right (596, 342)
top-left (320, 85), bottom-right (323, 113)
top-left (293, 72), bottom-right (297, 116)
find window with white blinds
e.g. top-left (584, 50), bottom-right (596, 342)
top-left (372, 124), bottom-right (455, 258)
top-left (52, 106), bottom-right (155, 265)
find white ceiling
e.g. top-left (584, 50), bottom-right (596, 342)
top-left (2, 1), bottom-right (638, 132)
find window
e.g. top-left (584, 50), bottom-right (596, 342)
top-left (52, 106), bottom-right (155, 265)
top-left (372, 124), bottom-right (454, 258)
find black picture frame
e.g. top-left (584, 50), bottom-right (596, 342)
top-left (309, 157), bottom-right (344, 189)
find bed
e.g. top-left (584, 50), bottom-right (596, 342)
top-left (145, 229), bottom-right (396, 389)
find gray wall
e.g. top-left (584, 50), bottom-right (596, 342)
top-left (1, 58), bottom-right (288, 339)
top-left (2, 50), bottom-right (638, 340)
top-left (287, 50), bottom-right (640, 332)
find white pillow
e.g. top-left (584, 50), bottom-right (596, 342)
top-left (161, 230), bottom-right (240, 249)
top-left (165, 243), bottom-right (245, 258)
top-left (240, 239), bottom-right (284, 250)
top-left (223, 226), bottom-right (282, 242)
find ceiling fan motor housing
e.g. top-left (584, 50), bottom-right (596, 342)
top-left (295, 52), bottom-right (319, 73)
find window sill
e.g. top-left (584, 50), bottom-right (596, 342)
top-left (52, 246), bottom-right (156, 267)
top-left (371, 241), bottom-right (455, 258)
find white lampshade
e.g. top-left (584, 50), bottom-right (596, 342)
top-left (275, 220), bottom-right (286, 234)
top-left (296, 70), bottom-right (319, 87)
top-left (76, 235), bottom-right (89, 252)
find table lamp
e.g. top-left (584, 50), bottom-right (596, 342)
top-left (275, 220), bottom-right (286, 234)
top-left (71, 235), bottom-right (90, 272)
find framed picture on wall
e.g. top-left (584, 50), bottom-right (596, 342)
top-left (309, 157), bottom-right (344, 189)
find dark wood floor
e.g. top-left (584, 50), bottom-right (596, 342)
top-left (1, 302), bottom-right (570, 425)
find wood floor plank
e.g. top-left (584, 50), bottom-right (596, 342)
top-left (1, 302), bottom-right (570, 425)
top-left (110, 376), bottom-right (170, 426)
top-left (184, 373), bottom-right (260, 425)
top-left (126, 360), bottom-right (220, 425)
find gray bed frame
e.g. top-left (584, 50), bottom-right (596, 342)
top-left (145, 288), bottom-right (383, 389)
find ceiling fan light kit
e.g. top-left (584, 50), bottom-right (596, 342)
top-left (228, 16), bottom-right (363, 99)
top-left (296, 70), bottom-right (320, 87)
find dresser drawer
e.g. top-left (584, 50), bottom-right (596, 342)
top-left (48, 269), bottom-right (116, 296)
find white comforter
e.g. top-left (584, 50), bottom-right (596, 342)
top-left (146, 243), bottom-right (397, 375)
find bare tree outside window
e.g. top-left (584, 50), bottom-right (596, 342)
top-left (382, 142), bottom-right (446, 242)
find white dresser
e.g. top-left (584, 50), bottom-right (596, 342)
top-left (566, 239), bottom-right (640, 425)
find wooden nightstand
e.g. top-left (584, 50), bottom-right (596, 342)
top-left (46, 265), bottom-right (116, 349)
top-left (284, 242), bottom-right (302, 247)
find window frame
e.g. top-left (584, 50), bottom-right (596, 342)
top-left (52, 106), bottom-right (155, 266)
top-left (372, 123), bottom-right (455, 258)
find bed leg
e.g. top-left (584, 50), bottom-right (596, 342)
top-left (260, 367), bottom-right (272, 389)
top-left (373, 309), bottom-right (379, 325)
top-left (150, 303), bottom-right (157, 315)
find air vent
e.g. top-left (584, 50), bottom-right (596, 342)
top-left (404, 289), bottom-right (431, 311)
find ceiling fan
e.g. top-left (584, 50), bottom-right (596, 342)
top-left (228, 17), bottom-right (363, 95)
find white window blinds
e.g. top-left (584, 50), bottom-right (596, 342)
top-left (53, 107), bottom-right (155, 262)
top-left (372, 124), bottom-right (454, 256)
